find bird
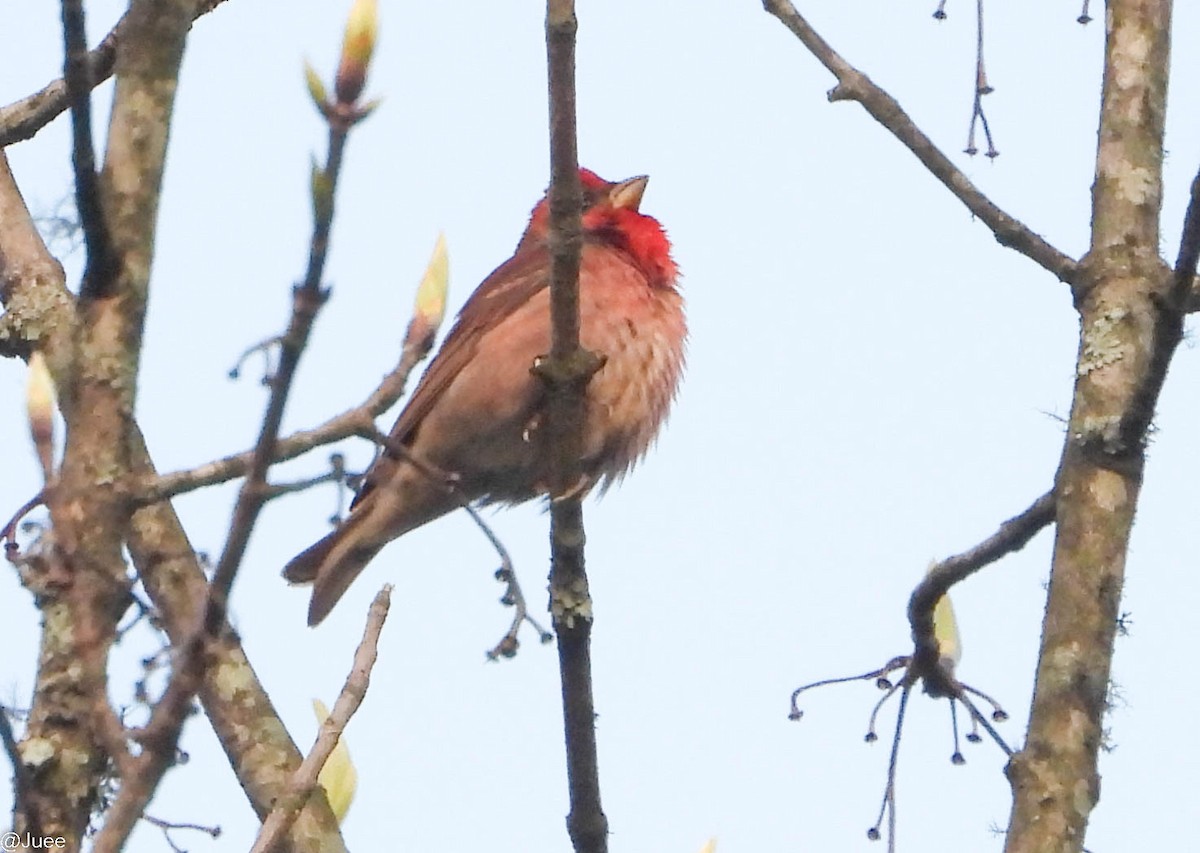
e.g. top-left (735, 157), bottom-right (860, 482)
top-left (284, 168), bottom-right (685, 626)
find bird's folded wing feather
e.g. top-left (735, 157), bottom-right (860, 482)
top-left (351, 248), bottom-right (552, 509)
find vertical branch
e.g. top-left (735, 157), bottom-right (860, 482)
top-left (124, 427), bottom-right (349, 853)
top-left (545, 5), bottom-right (583, 365)
top-left (249, 586), bottom-right (392, 853)
top-left (48, 0), bottom-right (206, 848)
top-left (0, 153), bottom-right (81, 848)
top-left (60, 0), bottom-right (113, 291)
top-left (541, 2), bottom-right (607, 852)
top-left (1, 152), bottom-right (347, 852)
top-left (204, 0), bottom-right (375, 625)
top-left (94, 8), bottom-right (379, 846)
top-left (12, 0), bottom-right (198, 843)
top-left (1004, 2), bottom-right (1173, 851)
top-left (964, 0), bottom-right (998, 158)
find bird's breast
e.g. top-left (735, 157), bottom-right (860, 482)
top-left (576, 263), bottom-right (686, 489)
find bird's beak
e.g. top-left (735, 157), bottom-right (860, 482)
top-left (609, 175), bottom-right (649, 211)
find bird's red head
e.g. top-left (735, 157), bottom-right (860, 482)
top-left (521, 168), bottom-right (678, 288)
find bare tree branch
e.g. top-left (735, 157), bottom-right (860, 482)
top-left (250, 586), bottom-right (392, 853)
top-left (201, 29), bottom-right (379, 631)
top-left (1, 75), bottom-right (348, 853)
top-left (3, 6), bottom-right (352, 842)
top-left (126, 468), bottom-right (348, 852)
top-left (96, 18), bottom-right (380, 846)
top-left (60, 0), bottom-right (114, 292)
top-left (141, 813), bottom-right (222, 852)
top-left (0, 156), bottom-right (73, 361)
top-left (1004, 2), bottom-right (1173, 851)
top-left (68, 0), bottom-right (233, 847)
top-left (908, 490), bottom-right (1056, 690)
top-left (536, 3), bottom-right (608, 852)
top-left (0, 705), bottom-right (32, 830)
top-left (1, 170), bottom-right (345, 851)
top-left (0, 17), bottom-right (121, 149)
top-left (0, 1), bottom-right (231, 148)
top-left (761, 0), bottom-right (1079, 285)
top-left (1169, 170), bottom-right (1200, 308)
top-left (132, 336), bottom-right (428, 505)
top-left (1, 149), bottom-right (107, 853)
top-left (963, 0), bottom-right (998, 158)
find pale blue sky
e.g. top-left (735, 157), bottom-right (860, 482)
top-left (3, 2), bottom-right (1199, 851)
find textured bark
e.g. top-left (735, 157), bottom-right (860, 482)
top-left (0, 207), bottom-right (346, 853)
top-left (11, 3), bottom-right (204, 847)
top-left (126, 431), bottom-right (349, 852)
top-left (1, 147), bottom-right (345, 853)
top-left (1004, 3), bottom-right (1173, 851)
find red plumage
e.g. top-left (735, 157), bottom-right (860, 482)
top-left (283, 169), bottom-right (685, 625)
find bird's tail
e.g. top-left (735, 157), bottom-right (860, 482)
top-left (283, 509), bottom-right (388, 627)
top-left (283, 468), bottom-right (459, 626)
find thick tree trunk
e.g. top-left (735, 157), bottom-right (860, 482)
top-left (1004, 3), bottom-right (1173, 851)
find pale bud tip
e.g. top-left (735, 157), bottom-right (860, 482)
top-left (413, 232), bottom-right (449, 331)
top-left (335, 0), bottom-right (379, 104)
top-left (303, 59), bottom-right (330, 112)
top-left (927, 562), bottom-right (962, 669)
top-left (312, 698), bottom-right (358, 824)
top-left (27, 351), bottom-right (56, 480)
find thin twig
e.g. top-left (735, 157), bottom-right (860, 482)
top-left (135, 321), bottom-right (435, 506)
top-left (964, 0), bottom-right (998, 158)
top-left (115, 592), bottom-right (155, 641)
top-left (250, 586), bottom-right (391, 853)
top-left (0, 704), bottom-right (32, 814)
top-left (142, 813), bottom-right (222, 853)
top-left (974, 0), bottom-right (991, 96)
top-left (789, 648), bottom-right (1014, 847)
top-left (760, 0), bottom-right (1078, 284)
top-left (349, 432), bottom-right (552, 659)
top-left (949, 699), bottom-right (965, 763)
top-left (1169, 166), bottom-right (1200, 308)
top-left (867, 684), bottom-right (909, 852)
top-left (0, 1), bottom-right (231, 148)
top-left (0, 15), bottom-right (121, 148)
top-left (261, 467), bottom-right (344, 501)
top-left (205, 284), bottom-right (329, 628)
top-left (465, 505), bottom-right (554, 660)
top-left (866, 681), bottom-right (905, 742)
top-left (227, 334), bottom-right (282, 383)
top-left (789, 657), bottom-right (908, 721)
top-left (1, 492), bottom-right (45, 557)
top-left (907, 490), bottom-right (1056, 690)
top-left (204, 71), bottom-right (377, 631)
top-left (362, 424), bottom-right (459, 489)
top-left (957, 693), bottom-right (1013, 755)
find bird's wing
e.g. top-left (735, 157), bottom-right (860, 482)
top-left (351, 248), bottom-right (551, 509)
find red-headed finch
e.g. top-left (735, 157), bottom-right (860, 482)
top-left (284, 168), bottom-right (685, 625)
